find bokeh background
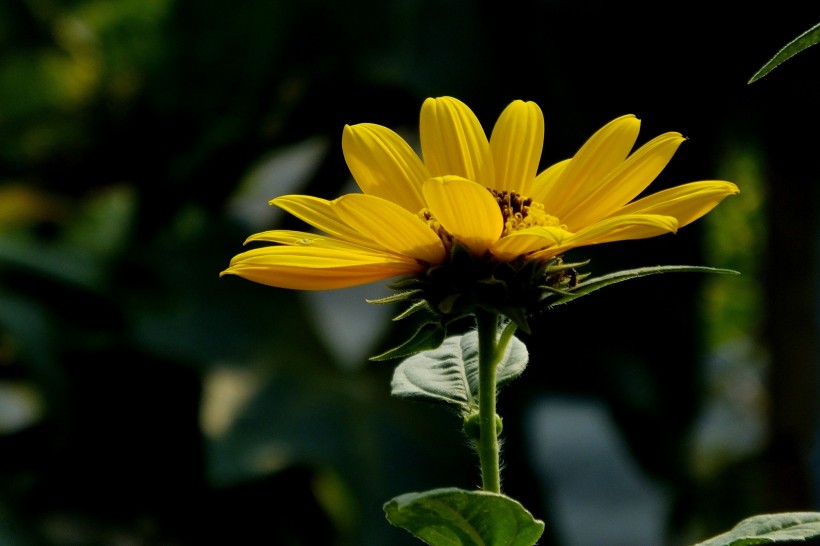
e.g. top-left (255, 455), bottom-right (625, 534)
top-left (1, 1), bottom-right (818, 544)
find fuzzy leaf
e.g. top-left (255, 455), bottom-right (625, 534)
top-left (546, 265), bottom-right (739, 308)
top-left (749, 22), bottom-right (820, 83)
top-left (384, 487), bottom-right (544, 546)
top-left (460, 330), bottom-right (528, 397)
top-left (695, 512), bottom-right (820, 545)
top-left (389, 331), bottom-right (528, 411)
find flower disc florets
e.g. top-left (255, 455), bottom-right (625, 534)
top-left (490, 189), bottom-right (562, 237)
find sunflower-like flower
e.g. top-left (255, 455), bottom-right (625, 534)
top-left (222, 97), bottom-right (738, 321)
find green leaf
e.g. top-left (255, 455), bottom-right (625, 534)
top-left (749, 22), bottom-right (820, 83)
top-left (389, 331), bottom-right (528, 411)
top-left (384, 487), bottom-right (544, 546)
top-left (694, 512), bottom-right (820, 545)
top-left (370, 321), bottom-right (446, 361)
top-left (547, 265), bottom-right (739, 308)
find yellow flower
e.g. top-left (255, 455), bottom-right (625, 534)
top-left (222, 97), bottom-right (738, 292)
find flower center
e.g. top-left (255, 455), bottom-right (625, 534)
top-left (488, 189), bottom-right (561, 237)
top-left (418, 209), bottom-right (454, 250)
top-left (418, 189), bottom-right (562, 252)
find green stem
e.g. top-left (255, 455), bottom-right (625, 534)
top-left (476, 308), bottom-right (501, 493)
top-left (494, 320), bottom-right (518, 368)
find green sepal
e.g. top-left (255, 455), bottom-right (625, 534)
top-left (537, 284), bottom-right (575, 297)
top-left (694, 512), bottom-right (820, 545)
top-left (389, 330), bottom-right (528, 411)
top-left (384, 487), bottom-right (545, 546)
top-left (749, 22), bottom-right (820, 83)
top-left (492, 304), bottom-right (531, 335)
top-left (448, 240), bottom-right (475, 267)
top-left (392, 299), bottom-right (437, 322)
top-left (366, 289), bottom-right (424, 305)
top-left (387, 275), bottom-right (427, 291)
top-left (370, 321), bottom-right (446, 362)
top-left (544, 258), bottom-right (590, 273)
top-left (437, 292), bottom-right (463, 315)
top-left (545, 265), bottom-right (740, 308)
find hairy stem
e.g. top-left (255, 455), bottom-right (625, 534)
top-left (476, 308), bottom-right (501, 493)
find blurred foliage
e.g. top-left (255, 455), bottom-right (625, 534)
top-left (0, 0), bottom-right (818, 545)
top-left (702, 144), bottom-right (767, 349)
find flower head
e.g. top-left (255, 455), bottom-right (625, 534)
top-left (222, 97), bottom-right (738, 319)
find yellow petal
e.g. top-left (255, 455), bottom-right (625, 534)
top-left (613, 181), bottom-right (740, 228)
top-left (490, 225), bottom-right (573, 261)
top-left (489, 100), bottom-right (544, 195)
top-left (270, 195), bottom-right (376, 247)
top-left (559, 132), bottom-right (686, 229)
top-left (342, 123), bottom-right (430, 212)
top-left (334, 193), bottom-right (446, 264)
top-left (537, 115), bottom-right (641, 217)
top-left (572, 213), bottom-right (678, 243)
top-left (422, 175), bottom-right (503, 257)
top-left (245, 230), bottom-right (394, 256)
top-left (221, 245), bottom-right (422, 290)
top-left (419, 97), bottom-right (495, 186)
top-left (530, 158), bottom-right (570, 205)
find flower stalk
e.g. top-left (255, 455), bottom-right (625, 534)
top-left (475, 309), bottom-right (517, 493)
top-left (476, 309), bottom-right (500, 492)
